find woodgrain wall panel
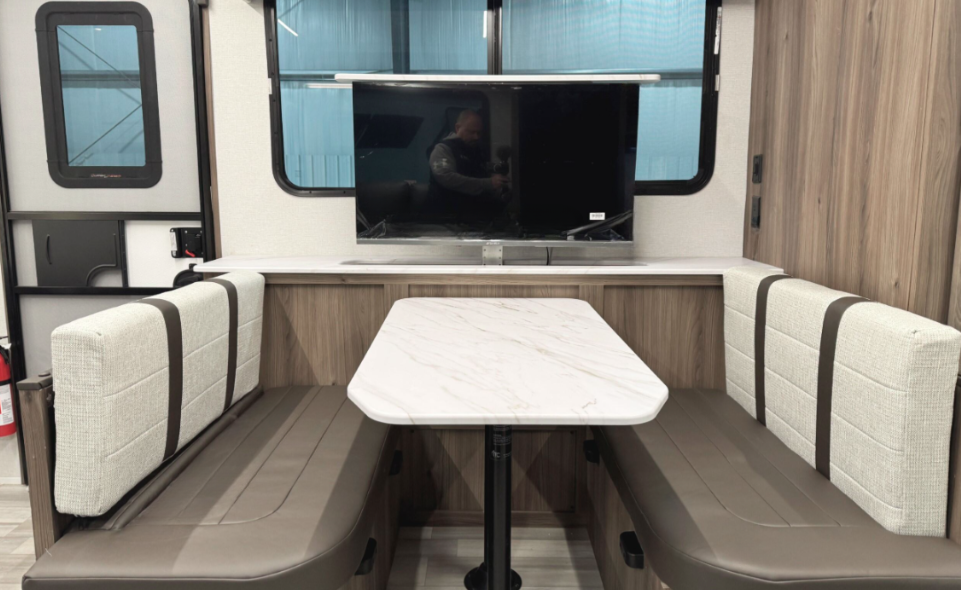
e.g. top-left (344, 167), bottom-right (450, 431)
top-left (400, 428), bottom-right (485, 515)
top-left (913, 0), bottom-right (961, 322)
top-left (746, 0), bottom-right (961, 323)
top-left (260, 278), bottom-right (726, 528)
top-left (343, 286), bottom-right (388, 382)
top-left (579, 285), bottom-right (605, 316)
top-left (603, 287), bottom-right (725, 389)
top-left (261, 285), bottom-right (385, 388)
top-left (383, 283), bottom-right (409, 317)
top-left (510, 429), bottom-right (578, 514)
top-left (408, 285), bottom-right (580, 298)
top-left (747, 0), bottom-right (961, 546)
top-left (398, 427), bottom-right (582, 525)
top-left (261, 280), bottom-right (725, 390)
top-left (339, 466), bottom-right (401, 590)
top-left (586, 435), bottom-right (667, 590)
top-left (17, 383), bottom-right (65, 558)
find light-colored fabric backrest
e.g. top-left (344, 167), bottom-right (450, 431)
top-left (51, 271), bottom-right (265, 517)
top-left (724, 266), bottom-right (961, 537)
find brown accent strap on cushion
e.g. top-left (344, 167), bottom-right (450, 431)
top-left (208, 278), bottom-right (238, 412)
top-left (139, 298), bottom-right (183, 461)
top-left (815, 296), bottom-right (867, 479)
top-left (754, 274), bottom-right (790, 426)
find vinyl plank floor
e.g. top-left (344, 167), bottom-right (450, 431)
top-left (429, 526), bottom-right (589, 541)
top-left (391, 527), bottom-right (602, 589)
top-left (0, 484), bottom-right (33, 589)
top-left (0, 438), bottom-right (20, 482)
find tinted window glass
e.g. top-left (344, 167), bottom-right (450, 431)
top-left (36, 2), bottom-right (161, 188)
top-left (275, 0), bottom-right (488, 188)
top-left (501, 0), bottom-right (705, 182)
top-left (56, 25), bottom-right (146, 167)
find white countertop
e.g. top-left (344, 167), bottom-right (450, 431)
top-left (196, 255), bottom-right (778, 276)
top-left (347, 298), bottom-right (669, 426)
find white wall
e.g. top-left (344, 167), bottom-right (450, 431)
top-left (208, 0), bottom-right (754, 259)
top-left (0, 0), bottom-right (202, 213)
top-left (636, 1), bottom-right (754, 256)
top-left (125, 221), bottom-right (204, 287)
top-left (0, 0), bottom-right (211, 384)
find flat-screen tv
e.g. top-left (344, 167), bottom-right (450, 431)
top-left (353, 81), bottom-right (639, 245)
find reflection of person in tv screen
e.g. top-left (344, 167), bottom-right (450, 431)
top-left (426, 110), bottom-right (509, 221)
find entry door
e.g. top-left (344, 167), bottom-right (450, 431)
top-left (0, 0), bottom-right (215, 480)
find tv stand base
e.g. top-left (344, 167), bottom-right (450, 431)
top-left (482, 244), bottom-right (504, 265)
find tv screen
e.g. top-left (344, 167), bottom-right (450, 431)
top-left (353, 82), bottom-right (639, 243)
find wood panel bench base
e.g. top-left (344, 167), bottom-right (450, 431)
top-left (340, 460), bottom-right (401, 590)
top-left (586, 429), bottom-right (669, 590)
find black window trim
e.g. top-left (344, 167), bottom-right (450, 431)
top-left (264, 0), bottom-right (721, 198)
top-left (36, 1), bottom-right (163, 189)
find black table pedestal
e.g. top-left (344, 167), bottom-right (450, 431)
top-left (465, 425), bottom-right (522, 590)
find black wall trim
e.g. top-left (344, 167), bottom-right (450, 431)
top-left (487, 0), bottom-right (503, 76)
top-left (8, 211), bottom-right (202, 221)
top-left (15, 286), bottom-right (169, 296)
top-left (0, 82), bottom-right (28, 484)
top-left (263, 0), bottom-right (721, 197)
top-left (36, 2), bottom-right (163, 188)
top-left (390, 0), bottom-right (411, 74)
top-left (189, 0), bottom-right (218, 260)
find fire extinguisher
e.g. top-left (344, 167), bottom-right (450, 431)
top-left (0, 344), bottom-right (14, 438)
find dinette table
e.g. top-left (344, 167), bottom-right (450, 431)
top-left (348, 298), bottom-right (669, 590)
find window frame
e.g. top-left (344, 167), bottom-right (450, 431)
top-left (35, 2), bottom-right (162, 189)
top-left (264, 0), bottom-right (721, 197)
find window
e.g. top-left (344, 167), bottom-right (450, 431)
top-left (268, 0), bottom-right (488, 192)
top-left (266, 0), bottom-right (719, 196)
top-left (36, 2), bottom-right (162, 188)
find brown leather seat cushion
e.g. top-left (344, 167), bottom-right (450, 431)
top-left (23, 386), bottom-right (397, 590)
top-left (594, 389), bottom-right (961, 590)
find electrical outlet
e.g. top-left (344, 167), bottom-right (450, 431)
top-left (751, 196), bottom-right (762, 229)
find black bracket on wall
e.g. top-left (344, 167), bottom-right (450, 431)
top-left (389, 450), bottom-right (404, 476)
top-left (355, 538), bottom-right (378, 576)
top-left (752, 154), bottom-right (763, 184)
top-left (619, 531), bottom-right (645, 569)
top-left (583, 440), bottom-right (600, 464)
top-left (32, 219), bottom-right (127, 287)
top-left (751, 196), bottom-right (762, 230)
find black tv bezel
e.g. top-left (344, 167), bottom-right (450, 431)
top-left (352, 80), bottom-right (639, 246)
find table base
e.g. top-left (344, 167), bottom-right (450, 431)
top-left (464, 563), bottom-right (522, 590)
top-left (464, 425), bottom-right (522, 590)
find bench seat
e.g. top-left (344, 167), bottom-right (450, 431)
top-left (594, 389), bottom-right (961, 590)
top-left (24, 385), bottom-right (397, 590)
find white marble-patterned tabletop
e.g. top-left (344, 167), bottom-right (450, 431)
top-left (348, 298), bottom-right (669, 426)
